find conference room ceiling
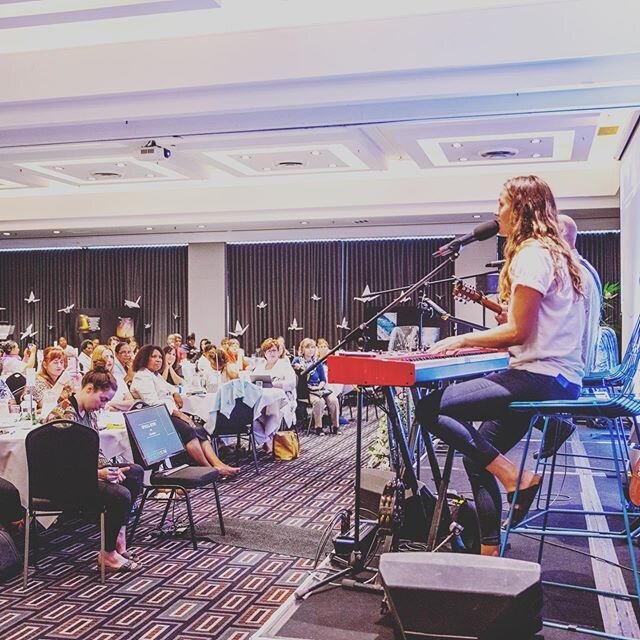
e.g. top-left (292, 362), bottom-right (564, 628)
top-left (0, 1), bottom-right (638, 245)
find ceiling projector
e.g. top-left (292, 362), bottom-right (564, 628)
top-left (136, 141), bottom-right (171, 161)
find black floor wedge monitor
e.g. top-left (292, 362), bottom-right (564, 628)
top-left (379, 552), bottom-right (542, 640)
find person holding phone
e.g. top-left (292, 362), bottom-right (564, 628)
top-left (31, 347), bottom-right (81, 407)
top-left (46, 363), bottom-right (143, 572)
top-left (1, 340), bottom-right (36, 377)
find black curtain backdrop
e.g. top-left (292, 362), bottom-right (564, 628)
top-left (227, 237), bottom-right (455, 354)
top-left (0, 246), bottom-right (188, 349)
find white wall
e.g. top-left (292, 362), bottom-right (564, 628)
top-left (187, 243), bottom-right (227, 345)
top-left (620, 122), bottom-right (640, 349)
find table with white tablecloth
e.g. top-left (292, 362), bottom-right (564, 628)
top-left (0, 414), bottom-right (133, 505)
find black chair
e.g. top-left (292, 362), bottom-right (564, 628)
top-left (5, 372), bottom-right (26, 403)
top-left (125, 406), bottom-right (225, 550)
top-left (295, 373), bottom-right (313, 433)
top-left (24, 419), bottom-right (106, 586)
top-left (212, 399), bottom-right (260, 474)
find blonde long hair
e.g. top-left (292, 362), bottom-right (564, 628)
top-left (498, 176), bottom-right (583, 302)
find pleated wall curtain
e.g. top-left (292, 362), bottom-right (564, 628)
top-left (0, 246), bottom-right (188, 348)
top-left (227, 237), bottom-right (455, 354)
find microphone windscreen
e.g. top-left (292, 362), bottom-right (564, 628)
top-left (474, 219), bottom-right (500, 241)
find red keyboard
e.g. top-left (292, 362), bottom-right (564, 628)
top-left (327, 348), bottom-right (509, 387)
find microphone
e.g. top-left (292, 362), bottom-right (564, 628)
top-left (485, 259), bottom-right (506, 268)
top-left (424, 297), bottom-right (451, 320)
top-left (433, 220), bottom-right (499, 257)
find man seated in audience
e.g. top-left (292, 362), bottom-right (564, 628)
top-left (78, 339), bottom-right (95, 373)
top-left (184, 333), bottom-right (198, 362)
top-left (58, 336), bottom-right (77, 358)
top-left (113, 341), bottom-right (133, 384)
top-left (1, 340), bottom-right (36, 378)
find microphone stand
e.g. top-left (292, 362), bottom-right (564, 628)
top-left (297, 253), bottom-right (461, 600)
top-left (365, 271), bottom-right (498, 297)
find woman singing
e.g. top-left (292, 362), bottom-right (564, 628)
top-left (416, 175), bottom-right (584, 556)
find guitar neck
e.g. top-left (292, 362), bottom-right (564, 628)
top-left (473, 295), bottom-right (502, 314)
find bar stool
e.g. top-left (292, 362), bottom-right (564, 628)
top-left (502, 391), bottom-right (640, 616)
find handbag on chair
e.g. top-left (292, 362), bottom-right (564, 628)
top-left (273, 430), bottom-right (300, 461)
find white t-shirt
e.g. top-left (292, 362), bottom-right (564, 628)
top-left (507, 241), bottom-right (584, 386)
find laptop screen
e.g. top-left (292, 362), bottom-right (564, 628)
top-left (124, 404), bottom-right (184, 467)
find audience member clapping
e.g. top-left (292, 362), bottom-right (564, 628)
top-left (32, 346), bottom-right (80, 407)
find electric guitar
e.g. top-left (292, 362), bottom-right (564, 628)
top-left (452, 279), bottom-right (503, 315)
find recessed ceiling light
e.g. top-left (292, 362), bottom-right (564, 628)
top-left (54, 166), bottom-right (64, 171)
top-left (88, 176), bottom-right (96, 181)
top-left (530, 138), bottom-right (541, 144)
top-left (473, 215), bottom-right (481, 219)
top-left (328, 163), bottom-right (337, 168)
top-left (241, 154), bottom-right (251, 160)
top-left (263, 167), bottom-right (272, 171)
top-left (146, 226), bottom-right (153, 231)
top-left (532, 153), bottom-right (541, 158)
top-left (116, 162), bottom-right (127, 168)
top-left (146, 173), bottom-right (155, 178)
top-left (451, 143), bottom-right (463, 149)
top-left (300, 221), bottom-right (309, 225)
top-left (2, 232), bottom-right (11, 236)
top-left (197, 225), bottom-right (206, 229)
top-left (310, 150), bottom-right (321, 156)
top-left (459, 157), bottom-right (468, 162)
top-left (53, 230), bottom-right (61, 235)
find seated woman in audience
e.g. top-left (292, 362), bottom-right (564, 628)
top-left (1, 340), bottom-right (36, 377)
top-left (223, 338), bottom-right (253, 373)
top-left (32, 346), bottom-right (79, 407)
top-left (276, 336), bottom-right (291, 360)
top-left (46, 364), bottom-right (143, 572)
top-left (91, 345), bottom-right (135, 412)
top-left (292, 338), bottom-right (340, 436)
top-left (205, 347), bottom-right (236, 382)
top-left (162, 345), bottom-right (184, 386)
top-left (253, 337), bottom-right (297, 439)
top-left (130, 344), bottom-right (239, 476)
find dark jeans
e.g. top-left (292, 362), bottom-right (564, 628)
top-left (0, 476), bottom-right (24, 525)
top-left (97, 463), bottom-right (144, 551)
top-left (416, 369), bottom-right (580, 546)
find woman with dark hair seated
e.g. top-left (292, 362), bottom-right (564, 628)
top-left (162, 345), bottom-right (184, 386)
top-left (46, 363), bottom-right (144, 572)
top-left (130, 345), bottom-right (239, 477)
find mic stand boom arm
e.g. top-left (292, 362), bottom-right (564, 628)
top-left (302, 254), bottom-right (459, 377)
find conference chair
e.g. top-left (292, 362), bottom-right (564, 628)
top-left (5, 372), bottom-right (26, 403)
top-left (211, 398), bottom-right (260, 473)
top-left (24, 419), bottom-right (106, 586)
top-left (124, 405), bottom-right (225, 550)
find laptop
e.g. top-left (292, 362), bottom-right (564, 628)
top-left (124, 404), bottom-right (185, 468)
top-left (249, 374), bottom-right (273, 388)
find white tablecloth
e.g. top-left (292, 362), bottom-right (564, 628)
top-left (0, 415), bottom-right (133, 506)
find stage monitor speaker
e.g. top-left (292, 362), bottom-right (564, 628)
top-left (379, 552), bottom-right (542, 640)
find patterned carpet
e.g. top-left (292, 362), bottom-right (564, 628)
top-left (0, 418), bottom-right (379, 640)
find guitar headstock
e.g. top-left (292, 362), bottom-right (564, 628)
top-left (452, 279), bottom-right (483, 303)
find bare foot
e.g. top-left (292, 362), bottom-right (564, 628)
top-left (215, 464), bottom-right (240, 477)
